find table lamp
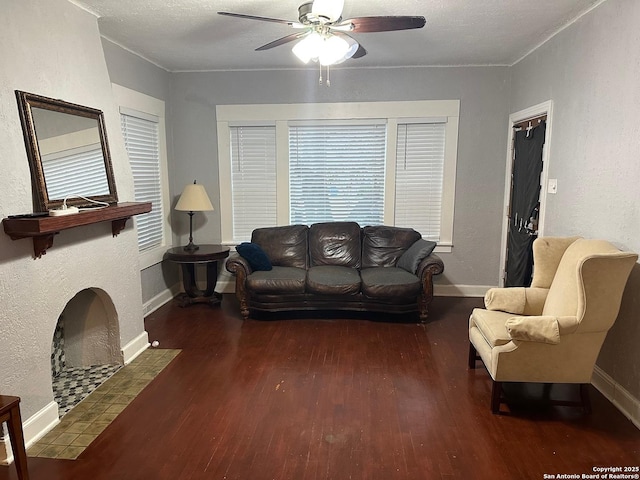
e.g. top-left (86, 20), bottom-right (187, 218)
top-left (175, 180), bottom-right (214, 252)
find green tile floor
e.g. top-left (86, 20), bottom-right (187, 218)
top-left (27, 348), bottom-right (180, 460)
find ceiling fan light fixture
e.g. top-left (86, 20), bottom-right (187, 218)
top-left (318, 34), bottom-right (350, 65)
top-left (292, 31), bottom-right (324, 63)
top-left (311, 0), bottom-right (344, 23)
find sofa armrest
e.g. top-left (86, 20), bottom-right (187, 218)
top-left (484, 287), bottom-right (549, 315)
top-left (226, 254), bottom-right (253, 276)
top-left (414, 253), bottom-right (444, 322)
top-left (225, 254), bottom-right (253, 319)
top-left (416, 253), bottom-right (444, 279)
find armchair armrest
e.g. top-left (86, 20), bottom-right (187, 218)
top-left (505, 315), bottom-right (579, 344)
top-left (505, 316), bottom-right (560, 344)
top-left (484, 287), bottom-right (549, 315)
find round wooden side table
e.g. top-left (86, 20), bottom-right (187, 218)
top-left (165, 244), bottom-right (230, 307)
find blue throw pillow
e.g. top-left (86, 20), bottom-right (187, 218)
top-left (397, 238), bottom-right (437, 273)
top-left (236, 242), bottom-right (272, 271)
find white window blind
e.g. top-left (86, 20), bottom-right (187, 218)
top-left (120, 111), bottom-right (163, 252)
top-left (289, 123), bottom-right (386, 225)
top-left (42, 145), bottom-right (109, 200)
top-left (395, 122), bottom-right (446, 241)
top-left (230, 126), bottom-right (277, 241)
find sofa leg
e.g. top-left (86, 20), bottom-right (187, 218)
top-left (468, 342), bottom-right (479, 369)
top-left (417, 296), bottom-right (429, 323)
top-left (238, 297), bottom-right (250, 321)
top-left (491, 381), bottom-right (502, 414)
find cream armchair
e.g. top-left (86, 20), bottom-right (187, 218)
top-left (468, 237), bottom-right (637, 413)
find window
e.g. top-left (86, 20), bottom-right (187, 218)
top-left (289, 122), bottom-right (386, 225)
top-left (217, 101), bottom-right (459, 252)
top-left (230, 125), bottom-right (277, 241)
top-left (395, 122), bottom-right (446, 241)
top-left (113, 84), bottom-right (170, 269)
top-left (121, 111), bottom-right (162, 252)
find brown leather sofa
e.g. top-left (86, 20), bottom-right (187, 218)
top-left (226, 222), bottom-right (444, 321)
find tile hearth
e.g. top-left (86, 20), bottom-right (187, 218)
top-left (53, 364), bottom-right (122, 416)
top-left (29, 348), bottom-right (180, 460)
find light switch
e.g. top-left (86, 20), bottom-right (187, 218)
top-left (548, 178), bottom-right (558, 194)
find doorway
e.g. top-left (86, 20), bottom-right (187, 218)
top-left (499, 101), bottom-right (553, 287)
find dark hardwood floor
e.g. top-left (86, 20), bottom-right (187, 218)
top-left (2, 296), bottom-right (639, 480)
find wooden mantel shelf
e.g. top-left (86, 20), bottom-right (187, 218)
top-left (2, 202), bottom-right (151, 258)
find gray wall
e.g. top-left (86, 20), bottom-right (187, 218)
top-left (509, 0), bottom-right (640, 398)
top-left (0, 0), bottom-right (145, 422)
top-left (101, 38), bottom-right (179, 303)
top-left (169, 66), bottom-right (511, 289)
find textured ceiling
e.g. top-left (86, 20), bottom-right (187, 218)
top-left (69, 0), bottom-right (603, 72)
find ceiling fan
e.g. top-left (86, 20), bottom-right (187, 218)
top-left (218, 0), bottom-right (425, 83)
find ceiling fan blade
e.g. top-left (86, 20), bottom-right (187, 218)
top-left (256, 31), bottom-right (309, 51)
top-left (339, 16), bottom-right (426, 33)
top-left (352, 43), bottom-right (367, 59)
top-left (217, 11), bottom-right (296, 26)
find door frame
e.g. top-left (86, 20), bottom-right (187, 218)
top-left (498, 100), bottom-right (554, 287)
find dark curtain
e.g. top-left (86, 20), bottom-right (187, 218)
top-left (505, 121), bottom-right (546, 287)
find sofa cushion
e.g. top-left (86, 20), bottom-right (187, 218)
top-left (246, 266), bottom-right (306, 294)
top-left (397, 238), bottom-right (437, 274)
top-left (361, 226), bottom-right (422, 269)
top-left (360, 267), bottom-right (421, 300)
top-left (309, 222), bottom-right (361, 268)
top-left (306, 266), bottom-right (361, 295)
top-left (252, 224), bottom-right (309, 269)
top-left (235, 242), bottom-right (272, 271)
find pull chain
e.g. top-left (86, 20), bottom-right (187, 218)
top-left (317, 63), bottom-right (332, 87)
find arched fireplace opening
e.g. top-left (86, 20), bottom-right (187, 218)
top-left (51, 288), bottom-right (122, 417)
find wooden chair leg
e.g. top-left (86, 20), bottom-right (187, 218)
top-left (491, 381), bottom-right (502, 414)
top-left (468, 342), bottom-right (479, 369)
top-left (0, 396), bottom-right (30, 480)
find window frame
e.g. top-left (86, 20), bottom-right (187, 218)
top-left (112, 83), bottom-right (171, 269)
top-left (217, 100), bottom-right (459, 253)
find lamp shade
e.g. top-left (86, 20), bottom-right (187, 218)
top-left (175, 182), bottom-right (214, 212)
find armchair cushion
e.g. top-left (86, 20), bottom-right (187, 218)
top-left (470, 308), bottom-right (513, 347)
top-left (397, 238), bottom-right (437, 274)
top-left (236, 242), bottom-right (272, 271)
top-left (505, 316), bottom-right (560, 344)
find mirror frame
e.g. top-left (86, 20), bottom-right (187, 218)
top-left (15, 90), bottom-right (118, 212)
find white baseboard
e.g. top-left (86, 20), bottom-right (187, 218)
top-left (143, 283), bottom-right (181, 316)
top-left (434, 284), bottom-right (492, 297)
top-left (1, 401), bottom-right (59, 465)
top-left (592, 366), bottom-right (640, 429)
top-left (121, 331), bottom-right (150, 365)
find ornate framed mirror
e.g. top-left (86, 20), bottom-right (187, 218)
top-left (15, 90), bottom-right (118, 212)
